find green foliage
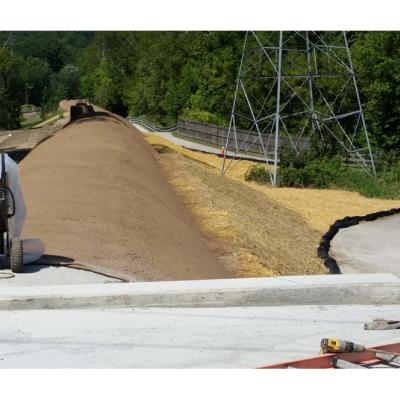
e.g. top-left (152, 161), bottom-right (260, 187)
top-left (244, 148), bottom-right (400, 199)
top-left (0, 32), bottom-right (94, 72)
top-left (279, 153), bottom-right (344, 188)
top-left (181, 109), bottom-right (227, 126)
top-left (78, 31), bottom-right (241, 122)
top-left (351, 32), bottom-right (400, 152)
top-left (20, 114), bottom-right (41, 129)
top-left (19, 57), bottom-right (52, 105)
top-left (244, 165), bottom-right (270, 183)
top-left (79, 32), bottom-right (132, 116)
top-left (0, 48), bottom-right (24, 129)
top-left (0, 32), bottom-right (92, 117)
top-left (2, 29), bottom-right (400, 170)
top-left (55, 64), bottom-right (81, 99)
top-left (334, 164), bottom-right (400, 198)
top-left (278, 151), bottom-right (400, 199)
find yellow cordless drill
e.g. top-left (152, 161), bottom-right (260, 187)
top-left (320, 338), bottom-right (366, 354)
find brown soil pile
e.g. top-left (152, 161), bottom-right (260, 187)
top-left (20, 110), bottom-right (229, 281)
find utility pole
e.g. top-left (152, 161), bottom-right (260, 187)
top-left (222, 31), bottom-right (375, 184)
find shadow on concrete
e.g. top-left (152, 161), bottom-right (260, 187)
top-left (25, 254), bottom-right (76, 273)
top-left (25, 254), bottom-right (127, 282)
top-left (0, 252), bottom-right (74, 272)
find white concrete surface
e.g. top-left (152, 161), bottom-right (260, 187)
top-left (0, 264), bottom-right (120, 287)
top-left (331, 215), bottom-right (400, 276)
top-left (133, 123), bottom-right (268, 162)
top-left (1, 274), bottom-right (399, 310)
top-left (1, 304), bottom-right (399, 368)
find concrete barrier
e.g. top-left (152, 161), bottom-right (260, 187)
top-left (0, 274), bottom-right (399, 310)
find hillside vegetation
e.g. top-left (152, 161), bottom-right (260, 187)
top-left (0, 32), bottom-right (399, 149)
top-left (1, 31), bottom-right (400, 195)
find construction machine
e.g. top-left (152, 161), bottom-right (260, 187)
top-left (0, 151), bottom-right (23, 273)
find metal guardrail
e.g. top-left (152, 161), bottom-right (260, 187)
top-left (177, 119), bottom-right (312, 155)
top-left (128, 117), bottom-right (177, 132)
top-left (177, 119), bottom-right (378, 167)
top-left (129, 116), bottom-right (378, 168)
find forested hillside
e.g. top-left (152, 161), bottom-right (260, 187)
top-left (78, 32), bottom-right (243, 125)
top-left (0, 31), bottom-right (93, 128)
top-left (1, 31), bottom-right (400, 158)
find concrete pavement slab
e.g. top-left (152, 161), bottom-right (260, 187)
top-left (1, 304), bottom-right (399, 368)
top-left (0, 264), bottom-right (121, 287)
top-left (331, 215), bottom-right (400, 276)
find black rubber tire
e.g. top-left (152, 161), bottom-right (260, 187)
top-left (10, 238), bottom-right (23, 273)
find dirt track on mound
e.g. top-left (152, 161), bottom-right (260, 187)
top-left (20, 108), bottom-right (229, 281)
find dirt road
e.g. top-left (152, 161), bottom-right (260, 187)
top-left (20, 107), bottom-right (229, 281)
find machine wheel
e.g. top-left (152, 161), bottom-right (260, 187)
top-left (10, 238), bottom-right (23, 273)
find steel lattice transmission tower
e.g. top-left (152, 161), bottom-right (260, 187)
top-left (221, 31), bottom-right (376, 185)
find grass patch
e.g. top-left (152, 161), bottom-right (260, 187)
top-left (244, 152), bottom-right (400, 200)
top-left (334, 166), bottom-right (400, 199)
top-left (20, 109), bottom-right (63, 129)
top-left (20, 114), bottom-right (42, 128)
top-left (244, 165), bottom-right (270, 183)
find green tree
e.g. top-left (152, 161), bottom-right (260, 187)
top-left (120, 31), bottom-right (242, 124)
top-left (20, 56), bottom-right (52, 105)
top-left (351, 32), bottom-right (400, 152)
top-left (0, 32), bottom-right (94, 72)
top-left (80, 32), bottom-right (134, 116)
top-left (55, 64), bottom-right (81, 99)
top-left (0, 48), bottom-right (24, 129)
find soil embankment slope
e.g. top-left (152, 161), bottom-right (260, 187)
top-left (20, 109), bottom-right (229, 281)
top-left (152, 145), bottom-right (325, 277)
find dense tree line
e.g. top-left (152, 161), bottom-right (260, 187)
top-left (1, 31), bottom-right (400, 157)
top-left (0, 47), bottom-right (24, 129)
top-left (0, 31), bottom-right (93, 126)
top-left (78, 32), bottom-right (242, 125)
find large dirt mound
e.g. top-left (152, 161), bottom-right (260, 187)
top-left (20, 109), bottom-right (229, 281)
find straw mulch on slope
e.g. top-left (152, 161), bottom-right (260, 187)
top-left (153, 144), bottom-right (326, 277)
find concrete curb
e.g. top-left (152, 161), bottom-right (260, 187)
top-left (0, 274), bottom-right (399, 310)
top-left (318, 208), bottom-right (400, 274)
